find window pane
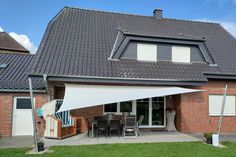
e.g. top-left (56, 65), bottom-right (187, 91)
top-left (137, 98), bottom-right (149, 125)
top-left (172, 46), bottom-right (190, 63)
top-left (209, 95), bottom-right (235, 116)
top-left (152, 97), bottom-right (164, 102)
top-left (120, 101), bottom-right (132, 112)
top-left (152, 101), bottom-right (164, 125)
top-left (137, 44), bottom-right (157, 61)
top-left (104, 103), bottom-right (117, 112)
top-left (16, 98), bottom-right (32, 109)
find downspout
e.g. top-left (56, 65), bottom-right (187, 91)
top-left (43, 74), bottom-right (51, 102)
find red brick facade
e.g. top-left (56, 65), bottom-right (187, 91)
top-left (177, 80), bottom-right (236, 133)
top-left (0, 92), bottom-right (48, 137)
top-left (2, 80), bottom-right (235, 137)
top-left (50, 80), bottom-right (236, 134)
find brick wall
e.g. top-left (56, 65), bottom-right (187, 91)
top-left (0, 92), bottom-right (48, 137)
top-left (179, 80), bottom-right (236, 133)
top-left (49, 80), bottom-right (236, 134)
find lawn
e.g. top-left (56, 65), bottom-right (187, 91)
top-left (0, 142), bottom-right (236, 157)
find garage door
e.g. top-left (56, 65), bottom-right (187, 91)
top-left (12, 97), bottom-right (34, 136)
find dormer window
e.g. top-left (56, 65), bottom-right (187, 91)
top-left (171, 46), bottom-right (190, 63)
top-left (137, 43), bottom-right (157, 61)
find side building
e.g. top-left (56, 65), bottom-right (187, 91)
top-left (0, 32), bottom-right (47, 137)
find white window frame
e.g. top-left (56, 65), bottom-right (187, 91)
top-left (172, 46), bottom-right (191, 63)
top-left (103, 97), bottom-right (166, 128)
top-left (137, 43), bottom-right (157, 61)
top-left (209, 94), bottom-right (236, 116)
top-left (139, 97), bottom-right (166, 128)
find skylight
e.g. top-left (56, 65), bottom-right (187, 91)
top-left (0, 63), bottom-right (8, 68)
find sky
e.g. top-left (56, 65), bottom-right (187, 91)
top-left (0, 0), bottom-right (235, 54)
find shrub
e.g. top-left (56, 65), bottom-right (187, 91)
top-left (203, 132), bottom-right (213, 144)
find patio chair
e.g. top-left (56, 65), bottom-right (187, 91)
top-left (107, 114), bottom-right (115, 121)
top-left (109, 120), bottom-right (121, 137)
top-left (137, 115), bottom-right (144, 136)
top-left (96, 120), bottom-right (108, 138)
top-left (123, 116), bottom-right (138, 139)
top-left (122, 112), bottom-right (130, 120)
top-left (94, 116), bottom-right (104, 121)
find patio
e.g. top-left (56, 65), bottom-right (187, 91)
top-left (43, 131), bottom-right (201, 147)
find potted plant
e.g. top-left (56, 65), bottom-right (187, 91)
top-left (203, 132), bottom-right (213, 144)
top-left (37, 141), bottom-right (44, 152)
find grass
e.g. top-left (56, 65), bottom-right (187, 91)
top-left (0, 142), bottom-right (236, 157)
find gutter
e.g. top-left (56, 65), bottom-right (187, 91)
top-left (0, 89), bottom-right (46, 93)
top-left (29, 73), bottom-right (207, 86)
top-left (204, 72), bottom-right (236, 80)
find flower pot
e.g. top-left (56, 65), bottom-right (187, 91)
top-left (37, 142), bottom-right (44, 152)
top-left (207, 139), bottom-right (212, 144)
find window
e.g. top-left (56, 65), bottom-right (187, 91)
top-left (172, 46), bottom-right (190, 63)
top-left (0, 63), bottom-right (8, 69)
top-left (137, 43), bottom-right (157, 61)
top-left (16, 98), bottom-right (32, 109)
top-left (104, 103), bottom-right (117, 113)
top-left (120, 101), bottom-right (132, 112)
top-left (209, 95), bottom-right (236, 116)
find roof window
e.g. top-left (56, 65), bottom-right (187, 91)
top-left (0, 63), bottom-right (8, 68)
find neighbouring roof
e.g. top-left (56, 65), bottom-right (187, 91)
top-left (0, 53), bottom-right (45, 90)
top-left (30, 7), bottom-right (236, 83)
top-left (0, 32), bottom-right (29, 53)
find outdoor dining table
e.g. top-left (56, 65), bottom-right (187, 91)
top-left (91, 120), bottom-right (123, 138)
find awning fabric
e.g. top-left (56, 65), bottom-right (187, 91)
top-left (41, 100), bottom-right (57, 119)
top-left (57, 84), bottom-right (203, 112)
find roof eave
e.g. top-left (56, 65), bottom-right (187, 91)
top-left (204, 72), bottom-right (236, 80)
top-left (29, 73), bottom-right (207, 86)
top-left (0, 89), bottom-right (47, 93)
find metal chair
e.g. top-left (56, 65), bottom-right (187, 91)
top-left (96, 120), bottom-right (108, 138)
top-left (109, 120), bottom-right (121, 137)
top-left (123, 116), bottom-right (137, 138)
top-left (137, 115), bottom-right (144, 136)
top-left (94, 116), bottom-right (104, 121)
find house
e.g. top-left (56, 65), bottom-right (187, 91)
top-left (29, 7), bottom-right (236, 134)
top-left (0, 32), bottom-right (48, 137)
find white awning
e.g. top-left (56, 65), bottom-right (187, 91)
top-left (57, 84), bottom-right (203, 112)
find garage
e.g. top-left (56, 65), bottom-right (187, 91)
top-left (12, 97), bottom-right (33, 136)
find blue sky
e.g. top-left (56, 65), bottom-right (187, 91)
top-left (0, 0), bottom-right (235, 53)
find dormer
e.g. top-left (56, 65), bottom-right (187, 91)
top-left (109, 30), bottom-right (215, 65)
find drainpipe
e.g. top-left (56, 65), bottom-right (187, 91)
top-left (43, 74), bottom-right (49, 94)
top-left (29, 78), bottom-right (38, 152)
top-left (43, 74), bottom-right (50, 102)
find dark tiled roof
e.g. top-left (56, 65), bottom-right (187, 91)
top-left (30, 7), bottom-right (236, 82)
top-left (0, 32), bottom-right (29, 53)
top-left (0, 52), bottom-right (45, 90)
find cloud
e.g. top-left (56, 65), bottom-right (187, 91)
top-left (0, 27), bottom-right (3, 32)
top-left (9, 32), bottom-right (37, 54)
top-left (195, 18), bottom-right (236, 38)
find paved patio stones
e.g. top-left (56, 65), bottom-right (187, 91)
top-left (43, 131), bottom-right (201, 147)
top-left (0, 136), bottom-right (33, 148)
